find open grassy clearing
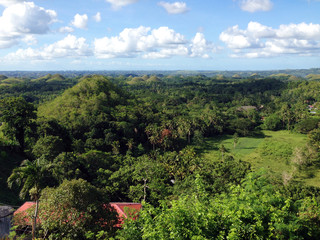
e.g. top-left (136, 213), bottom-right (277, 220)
top-left (196, 130), bottom-right (320, 187)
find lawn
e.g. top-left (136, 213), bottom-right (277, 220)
top-left (196, 130), bottom-right (320, 187)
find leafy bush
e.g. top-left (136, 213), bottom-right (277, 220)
top-left (295, 117), bottom-right (320, 134)
top-left (261, 113), bottom-right (282, 131)
top-left (38, 179), bottom-right (117, 240)
top-left (117, 171), bottom-right (320, 240)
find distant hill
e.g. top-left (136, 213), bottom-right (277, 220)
top-left (249, 73), bottom-right (262, 79)
top-left (269, 73), bottom-right (291, 79)
top-left (146, 75), bottom-right (161, 83)
top-left (38, 75), bottom-right (128, 128)
top-left (0, 77), bottom-right (25, 87)
top-left (0, 68), bottom-right (320, 79)
top-left (0, 75), bottom-right (8, 80)
top-left (232, 74), bottom-right (242, 79)
top-left (268, 73), bottom-right (303, 81)
top-left (306, 74), bottom-right (320, 81)
top-left (31, 74), bottom-right (66, 83)
top-left (126, 75), bottom-right (162, 85)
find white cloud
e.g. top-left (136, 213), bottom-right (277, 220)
top-left (220, 25), bottom-right (253, 49)
top-left (105, 0), bottom-right (139, 10)
top-left (93, 12), bottom-right (101, 22)
top-left (94, 26), bottom-right (215, 59)
top-left (158, 1), bottom-right (189, 14)
top-left (5, 34), bottom-right (92, 60)
top-left (220, 21), bottom-right (320, 58)
top-left (4, 25), bottom-right (216, 61)
top-left (0, 2), bottom-right (57, 48)
top-left (71, 14), bottom-right (88, 29)
top-left (219, 22), bottom-right (271, 49)
top-left (190, 33), bottom-right (216, 58)
top-left (0, 0), bottom-right (24, 7)
top-left (276, 23), bottom-right (320, 39)
top-left (59, 26), bottom-right (74, 33)
top-left (22, 35), bottom-right (37, 45)
top-left (143, 45), bottom-right (188, 59)
top-left (239, 0), bottom-right (273, 12)
top-left (94, 26), bottom-right (186, 58)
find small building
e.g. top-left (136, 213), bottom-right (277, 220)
top-left (14, 202), bottom-right (35, 216)
top-left (237, 106), bottom-right (258, 112)
top-left (0, 205), bottom-right (14, 238)
top-left (13, 201), bottom-right (142, 229)
top-left (110, 202), bottom-right (142, 227)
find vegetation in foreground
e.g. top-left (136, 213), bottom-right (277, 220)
top-left (1, 72), bottom-right (320, 239)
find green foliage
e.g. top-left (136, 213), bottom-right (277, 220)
top-left (261, 113), bottom-right (282, 130)
top-left (159, 146), bottom-right (200, 181)
top-left (0, 150), bottom-right (23, 205)
top-left (229, 117), bottom-right (256, 136)
top-left (118, 171), bottom-right (320, 239)
top-left (7, 158), bottom-right (48, 200)
top-left (108, 154), bottom-right (172, 204)
top-left (198, 157), bottom-right (251, 196)
top-left (38, 75), bottom-right (127, 129)
top-left (0, 97), bottom-right (36, 151)
top-left (32, 135), bottom-right (65, 161)
top-left (308, 129), bottom-right (320, 150)
top-left (295, 117), bottom-right (320, 134)
top-left (38, 179), bottom-right (117, 240)
top-left (37, 75), bottom-right (145, 154)
top-left (52, 150), bottom-right (116, 188)
top-left (5, 73), bottom-right (320, 239)
top-left (129, 155), bottom-right (171, 204)
top-left (258, 139), bottom-right (293, 160)
top-left (36, 118), bottom-right (71, 147)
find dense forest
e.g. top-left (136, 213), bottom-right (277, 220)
top-left (1, 72), bottom-right (320, 239)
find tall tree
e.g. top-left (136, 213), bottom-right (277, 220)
top-left (0, 97), bottom-right (36, 152)
top-left (38, 179), bottom-right (117, 239)
top-left (280, 103), bottom-right (295, 130)
top-left (8, 158), bottom-right (48, 239)
top-left (145, 124), bottom-right (161, 151)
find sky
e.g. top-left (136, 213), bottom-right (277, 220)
top-left (0, 0), bottom-right (320, 71)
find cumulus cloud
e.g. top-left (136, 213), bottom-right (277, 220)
top-left (71, 14), bottom-right (88, 29)
top-left (5, 34), bottom-right (92, 60)
top-left (94, 26), bottom-right (185, 58)
top-left (94, 26), bottom-right (215, 59)
top-left (93, 12), bottom-right (101, 22)
top-left (105, 0), bottom-right (139, 10)
top-left (239, 0), bottom-right (273, 12)
top-left (190, 33), bottom-right (216, 58)
top-left (0, 0), bottom-right (24, 7)
top-left (220, 21), bottom-right (320, 58)
top-left (0, 1), bottom-right (57, 48)
top-left (22, 35), bottom-right (37, 45)
top-left (158, 1), bottom-right (189, 14)
top-left (143, 45), bottom-right (188, 59)
top-left (5, 25), bottom-right (216, 61)
top-left (59, 26), bottom-right (74, 33)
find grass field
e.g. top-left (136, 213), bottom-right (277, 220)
top-left (196, 130), bottom-right (320, 187)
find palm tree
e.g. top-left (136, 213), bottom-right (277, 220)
top-left (8, 158), bottom-right (48, 239)
top-left (145, 124), bottom-right (160, 150)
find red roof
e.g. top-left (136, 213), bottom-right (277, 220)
top-left (14, 201), bottom-right (142, 228)
top-left (14, 201), bottom-right (35, 215)
top-left (110, 202), bottom-right (142, 227)
top-left (14, 201), bottom-right (36, 226)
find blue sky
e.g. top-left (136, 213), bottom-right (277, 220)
top-left (0, 0), bottom-right (319, 71)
